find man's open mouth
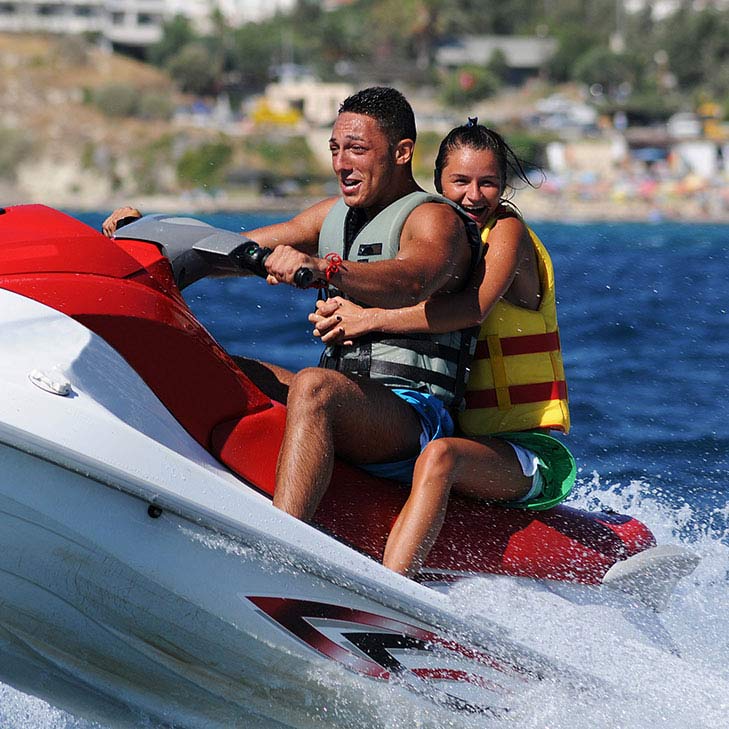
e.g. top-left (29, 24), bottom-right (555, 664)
top-left (341, 176), bottom-right (362, 191)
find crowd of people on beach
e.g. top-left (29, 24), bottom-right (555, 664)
top-left (531, 152), bottom-right (729, 222)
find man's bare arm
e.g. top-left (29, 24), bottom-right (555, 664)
top-left (102, 198), bottom-right (337, 260)
top-left (245, 197), bottom-right (337, 256)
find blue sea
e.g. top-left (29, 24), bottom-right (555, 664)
top-left (2, 211), bottom-right (728, 728)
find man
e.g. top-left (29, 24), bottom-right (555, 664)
top-left (103, 86), bottom-right (478, 524)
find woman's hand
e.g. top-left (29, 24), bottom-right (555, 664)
top-left (309, 296), bottom-right (375, 344)
top-left (102, 206), bottom-right (142, 237)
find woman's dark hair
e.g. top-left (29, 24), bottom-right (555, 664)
top-left (433, 118), bottom-right (537, 198)
top-left (339, 86), bottom-right (417, 147)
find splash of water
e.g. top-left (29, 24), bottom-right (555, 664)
top-left (2, 478), bottom-right (727, 729)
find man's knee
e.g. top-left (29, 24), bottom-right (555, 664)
top-left (287, 367), bottom-right (342, 411)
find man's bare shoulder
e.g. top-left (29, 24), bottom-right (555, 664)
top-left (397, 197), bottom-right (472, 293)
top-left (303, 195), bottom-right (340, 218)
top-left (402, 199), bottom-right (468, 242)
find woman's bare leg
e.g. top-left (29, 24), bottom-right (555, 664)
top-left (382, 436), bottom-right (533, 577)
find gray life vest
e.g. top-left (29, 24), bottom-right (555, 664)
top-left (318, 191), bottom-right (480, 409)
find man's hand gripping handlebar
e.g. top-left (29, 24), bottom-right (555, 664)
top-left (233, 241), bottom-right (315, 289)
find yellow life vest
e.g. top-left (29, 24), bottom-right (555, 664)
top-left (458, 219), bottom-right (570, 436)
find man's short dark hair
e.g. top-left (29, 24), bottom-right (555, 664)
top-left (339, 87), bottom-right (417, 147)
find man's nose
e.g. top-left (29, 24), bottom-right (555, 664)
top-left (331, 149), bottom-right (350, 172)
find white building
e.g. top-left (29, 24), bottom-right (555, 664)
top-left (105, 0), bottom-right (166, 46)
top-left (0, 0), bottom-right (297, 48)
top-left (0, 1), bottom-right (107, 36)
top-left (165, 0), bottom-right (296, 28)
top-left (435, 35), bottom-right (557, 84)
top-left (624, 0), bottom-right (729, 20)
top-left (0, 1), bottom-right (165, 46)
top-left (264, 77), bottom-right (353, 127)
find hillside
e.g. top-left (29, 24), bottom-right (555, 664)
top-left (0, 35), bottom-right (182, 207)
top-left (4, 33), bottom-right (725, 223)
top-left (0, 35), bottom-right (537, 214)
top-left (1, 34), bottom-right (327, 212)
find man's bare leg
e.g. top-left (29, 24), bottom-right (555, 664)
top-left (273, 367), bottom-right (422, 521)
top-left (231, 355), bottom-right (294, 404)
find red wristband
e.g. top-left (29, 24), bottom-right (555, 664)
top-left (324, 252), bottom-right (343, 282)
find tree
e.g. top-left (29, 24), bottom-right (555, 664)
top-left (440, 65), bottom-right (501, 108)
top-left (166, 43), bottom-right (223, 95)
top-left (547, 24), bottom-right (605, 83)
top-left (148, 15), bottom-right (196, 67)
top-left (572, 47), bottom-right (641, 97)
top-left (487, 48), bottom-right (510, 85)
top-left (230, 21), bottom-right (283, 92)
top-left (656, 6), bottom-right (729, 96)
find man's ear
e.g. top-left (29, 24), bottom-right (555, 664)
top-left (393, 139), bottom-right (414, 166)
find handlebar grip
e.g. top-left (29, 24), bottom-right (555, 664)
top-left (293, 267), bottom-right (315, 289)
top-left (233, 241), bottom-right (317, 288)
top-left (115, 215), bottom-right (142, 230)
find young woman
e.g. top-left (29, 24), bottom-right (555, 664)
top-left (311, 120), bottom-right (575, 576)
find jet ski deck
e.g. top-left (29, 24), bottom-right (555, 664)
top-left (0, 204), bottom-right (657, 586)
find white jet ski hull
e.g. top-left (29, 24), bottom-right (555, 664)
top-left (0, 289), bottom-right (568, 726)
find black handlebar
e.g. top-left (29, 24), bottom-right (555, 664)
top-left (232, 241), bottom-right (315, 289)
top-left (111, 214), bottom-right (317, 291)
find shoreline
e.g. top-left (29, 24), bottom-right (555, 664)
top-left (9, 190), bottom-right (729, 225)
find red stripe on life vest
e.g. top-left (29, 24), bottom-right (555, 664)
top-left (474, 331), bottom-right (560, 359)
top-left (465, 380), bottom-right (567, 409)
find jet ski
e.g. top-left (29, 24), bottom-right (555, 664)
top-left (0, 204), bottom-right (698, 727)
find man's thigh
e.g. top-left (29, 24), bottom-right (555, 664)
top-left (322, 373), bottom-right (423, 465)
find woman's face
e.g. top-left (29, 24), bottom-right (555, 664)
top-left (440, 146), bottom-right (504, 230)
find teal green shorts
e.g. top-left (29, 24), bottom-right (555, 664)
top-left (493, 431), bottom-right (576, 511)
top-left (359, 389), bottom-right (454, 483)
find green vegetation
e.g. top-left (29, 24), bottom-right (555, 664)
top-left (504, 131), bottom-right (550, 170)
top-left (145, 0), bottom-right (729, 123)
top-left (0, 127), bottom-right (33, 180)
top-left (91, 83), bottom-right (174, 120)
top-left (439, 66), bottom-right (502, 108)
top-left (176, 139), bottom-right (234, 190)
top-left (412, 131), bottom-right (443, 183)
top-left (165, 43), bottom-right (223, 96)
top-left (243, 135), bottom-right (319, 178)
top-left (131, 135), bottom-right (177, 195)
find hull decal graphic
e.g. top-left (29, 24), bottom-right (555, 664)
top-left (247, 596), bottom-right (531, 713)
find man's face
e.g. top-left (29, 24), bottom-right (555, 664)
top-left (328, 112), bottom-right (398, 211)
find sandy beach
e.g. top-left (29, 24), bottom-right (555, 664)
top-left (37, 186), bottom-right (728, 225)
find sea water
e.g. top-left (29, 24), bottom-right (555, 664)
top-left (2, 212), bottom-right (727, 728)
